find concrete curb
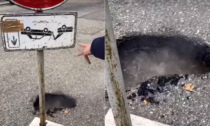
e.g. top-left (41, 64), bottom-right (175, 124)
top-left (29, 117), bottom-right (64, 126)
top-left (105, 109), bottom-right (170, 126)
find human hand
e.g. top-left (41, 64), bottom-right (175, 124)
top-left (78, 43), bottom-right (92, 64)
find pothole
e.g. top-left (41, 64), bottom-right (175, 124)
top-left (33, 93), bottom-right (76, 117)
top-left (118, 35), bottom-right (210, 125)
top-left (118, 35), bottom-right (210, 88)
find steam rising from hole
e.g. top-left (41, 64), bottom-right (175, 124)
top-left (118, 35), bottom-right (210, 88)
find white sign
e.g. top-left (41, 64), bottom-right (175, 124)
top-left (1, 12), bottom-right (77, 51)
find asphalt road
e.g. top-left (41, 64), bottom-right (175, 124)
top-left (108, 0), bottom-right (210, 126)
top-left (0, 0), bottom-right (104, 126)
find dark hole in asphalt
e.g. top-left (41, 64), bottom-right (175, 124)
top-left (117, 34), bottom-right (210, 103)
top-left (33, 93), bottom-right (76, 117)
top-left (118, 35), bottom-right (210, 88)
top-left (118, 34), bottom-right (210, 125)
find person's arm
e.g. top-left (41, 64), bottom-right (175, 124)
top-left (90, 36), bottom-right (105, 60)
top-left (78, 43), bottom-right (91, 64)
top-left (78, 36), bottom-right (105, 64)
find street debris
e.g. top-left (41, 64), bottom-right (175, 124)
top-left (143, 99), bottom-right (147, 104)
top-left (184, 83), bottom-right (195, 92)
top-left (64, 109), bottom-right (69, 114)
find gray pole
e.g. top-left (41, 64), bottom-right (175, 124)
top-left (105, 0), bottom-right (132, 126)
top-left (37, 50), bottom-right (46, 126)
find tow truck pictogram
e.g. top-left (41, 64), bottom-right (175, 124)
top-left (21, 25), bottom-right (73, 40)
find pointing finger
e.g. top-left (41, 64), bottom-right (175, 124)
top-left (77, 51), bottom-right (83, 56)
top-left (79, 43), bottom-right (87, 47)
top-left (84, 55), bottom-right (91, 64)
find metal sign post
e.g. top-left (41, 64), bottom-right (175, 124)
top-left (35, 10), bottom-right (46, 126)
top-left (105, 0), bottom-right (132, 126)
top-left (0, 1), bottom-right (77, 126)
top-left (37, 49), bottom-right (46, 126)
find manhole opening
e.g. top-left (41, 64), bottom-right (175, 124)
top-left (118, 35), bottom-right (210, 88)
top-left (33, 93), bottom-right (76, 117)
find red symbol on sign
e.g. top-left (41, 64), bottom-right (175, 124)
top-left (11, 0), bottom-right (67, 10)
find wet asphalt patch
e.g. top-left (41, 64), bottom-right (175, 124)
top-left (33, 93), bottom-right (76, 117)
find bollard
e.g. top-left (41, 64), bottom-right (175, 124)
top-left (105, 0), bottom-right (132, 126)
